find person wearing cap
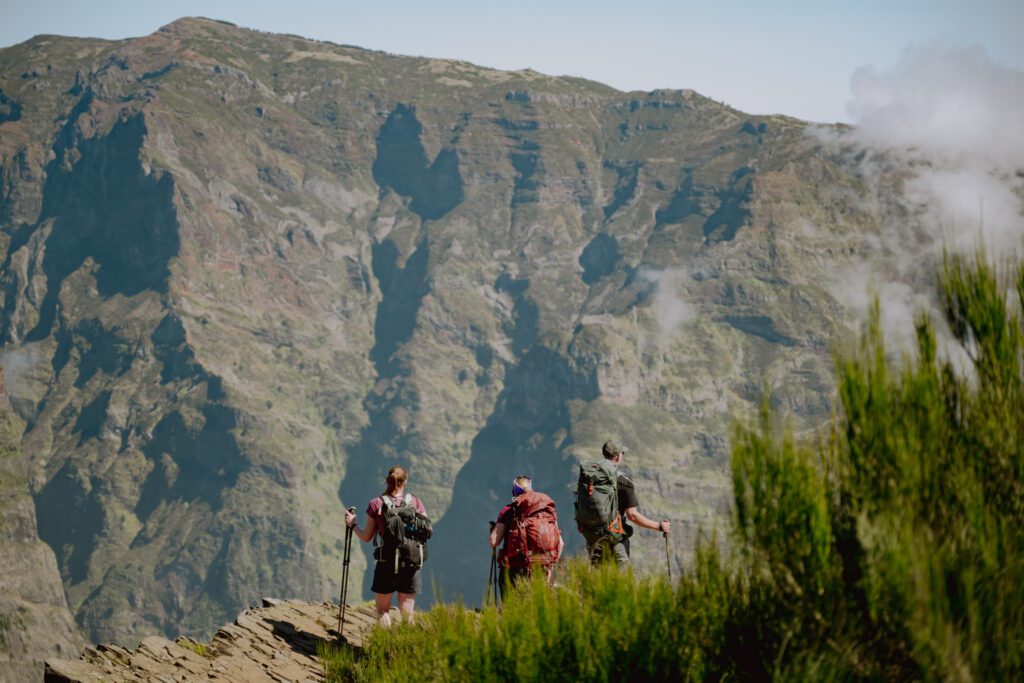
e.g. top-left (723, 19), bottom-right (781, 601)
top-left (488, 476), bottom-right (564, 598)
top-left (592, 440), bottom-right (671, 566)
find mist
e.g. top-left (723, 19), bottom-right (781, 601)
top-left (813, 43), bottom-right (1024, 354)
top-left (640, 268), bottom-right (693, 345)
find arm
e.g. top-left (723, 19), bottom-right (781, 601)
top-left (344, 509), bottom-right (378, 543)
top-left (623, 507), bottom-right (671, 535)
top-left (489, 522), bottom-right (506, 548)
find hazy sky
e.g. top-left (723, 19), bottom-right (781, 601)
top-left (1, 0), bottom-right (1022, 123)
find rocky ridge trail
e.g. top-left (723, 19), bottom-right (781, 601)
top-left (44, 598), bottom-right (376, 682)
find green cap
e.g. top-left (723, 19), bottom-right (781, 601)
top-left (602, 440), bottom-right (628, 458)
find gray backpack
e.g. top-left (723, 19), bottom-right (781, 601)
top-left (574, 460), bottom-right (625, 544)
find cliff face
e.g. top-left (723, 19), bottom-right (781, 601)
top-left (0, 17), bottom-right (912, 645)
top-left (0, 400), bottom-right (83, 680)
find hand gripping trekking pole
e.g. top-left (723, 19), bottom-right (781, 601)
top-left (663, 525), bottom-right (672, 581)
top-left (337, 506), bottom-right (356, 640)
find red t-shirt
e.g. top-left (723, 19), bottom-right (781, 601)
top-left (366, 493), bottom-right (427, 541)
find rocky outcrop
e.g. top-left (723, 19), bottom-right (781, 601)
top-left (44, 598), bottom-right (379, 682)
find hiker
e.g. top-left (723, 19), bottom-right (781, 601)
top-left (488, 476), bottom-right (564, 598)
top-left (345, 465), bottom-right (431, 627)
top-left (575, 440), bottom-right (670, 567)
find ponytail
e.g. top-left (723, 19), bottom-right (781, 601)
top-left (383, 465), bottom-right (408, 497)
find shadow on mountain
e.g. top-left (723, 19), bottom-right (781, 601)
top-left (369, 240), bottom-right (430, 377)
top-left (703, 167), bottom-right (754, 244)
top-left (495, 272), bottom-right (538, 352)
top-left (51, 318), bottom-right (134, 388)
top-left (656, 173), bottom-right (702, 227)
top-left (21, 108), bottom-right (179, 342)
top-left (35, 460), bottom-right (106, 585)
top-left (73, 389), bottom-right (111, 446)
top-left (510, 149), bottom-right (540, 206)
top-left (579, 234), bottom-right (621, 286)
top-left (723, 314), bottom-right (796, 346)
top-left (151, 315), bottom-right (224, 399)
top-left (372, 103), bottom-right (463, 221)
top-left (0, 88), bottom-right (22, 123)
top-left (133, 405), bottom-right (248, 523)
top-left (602, 160), bottom-right (640, 220)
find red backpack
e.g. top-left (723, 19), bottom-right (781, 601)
top-left (500, 491), bottom-right (561, 570)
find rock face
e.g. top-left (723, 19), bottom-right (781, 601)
top-left (45, 598), bottom-right (378, 682)
top-left (0, 401), bottom-right (83, 681)
top-left (0, 17), bottom-right (917, 647)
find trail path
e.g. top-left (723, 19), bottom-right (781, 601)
top-left (44, 598), bottom-right (382, 682)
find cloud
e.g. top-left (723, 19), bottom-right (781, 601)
top-left (848, 44), bottom-right (1024, 169)
top-left (905, 166), bottom-right (1023, 252)
top-left (639, 268), bottom-right (693, 344)
top-left (815, 44), bottom-right (1024, 355)
top-left (846, 43), bottom-right (1024, 254)
top-left (830, 263), bottom-right (928, 350)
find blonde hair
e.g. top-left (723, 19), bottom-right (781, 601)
top-left (384, 465), bottom-right (408, 496)
top-left (513, 476), bottom-right (532, 492)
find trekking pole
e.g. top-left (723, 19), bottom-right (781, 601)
top-left (486, 547), bottom-right (497, 606)
top-left (663, 526), bottom-right (672, 581)
top-left (493, 552), bottom-right (501, 607)
top-left (337, 506), bottom-right (356, 640)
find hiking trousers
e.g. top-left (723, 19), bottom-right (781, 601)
top-left (587, 537), bottom-right (630, 568)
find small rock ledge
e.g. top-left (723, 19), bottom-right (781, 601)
top-left (44, 599), bottom-right (381, 682)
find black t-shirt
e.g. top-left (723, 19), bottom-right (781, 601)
top-left (617, 473), bottom-right (639, 534)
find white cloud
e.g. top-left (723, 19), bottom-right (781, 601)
top-left (848, 44), bottom-right (1024, 168)
top-left (846, 43), bottom-right (1024, 254)
top-left (639, 268), bottom-right (693, 344)
top-left (817, 43), bottom-right (1024, 356)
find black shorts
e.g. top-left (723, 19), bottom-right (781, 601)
top-left (371, 560), bottom-right (422, 595)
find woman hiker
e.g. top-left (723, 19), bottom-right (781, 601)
top-left (345, 465), bottom-right (429, 627)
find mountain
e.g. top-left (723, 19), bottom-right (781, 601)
top-left (0, 17), bottom-right (902, 645)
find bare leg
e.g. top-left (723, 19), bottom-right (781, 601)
top-left (396, 592), bottom-right (416, 623)
top-left (374, 592), bottom-right (393, 628)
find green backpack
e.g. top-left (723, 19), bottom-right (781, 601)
top-left (574, 460), bottom-right (625, 545)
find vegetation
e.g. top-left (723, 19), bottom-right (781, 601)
top-left (319, 249), bottom-right (1024, 681)
top-left (176, 637), bottom-right (209, 658)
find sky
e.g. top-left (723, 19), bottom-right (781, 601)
top-left (1, 0), bottom-right (1022, 123)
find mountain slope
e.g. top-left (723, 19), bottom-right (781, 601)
top-left (0, 401), bottom-right (82, 680)
top-left (1, 17), bottom-right (900, 644)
